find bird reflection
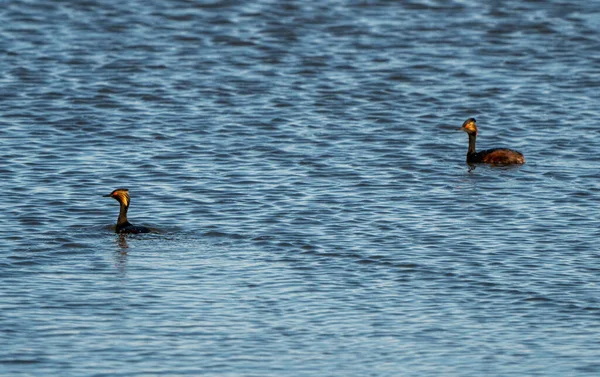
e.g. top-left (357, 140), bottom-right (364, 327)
top-left (117, 233), bottom-right (129, 252)
top-left (113, 234), bottom-right (129, 275)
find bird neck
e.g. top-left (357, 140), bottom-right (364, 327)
top-left (117, 202), bottom-right (130, 227)
top-left (467, 133), bottom-right (477, 155)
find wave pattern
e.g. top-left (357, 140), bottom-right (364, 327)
top-left (1, 1), bottom-right (600, 376)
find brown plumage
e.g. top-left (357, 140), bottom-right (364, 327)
top-left (103, 188), bottom-right (150, 234)
top-left (458, 118), bottom-right (525, 165)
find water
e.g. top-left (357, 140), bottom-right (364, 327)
top-left (1, 1), bottom-right (600, 375)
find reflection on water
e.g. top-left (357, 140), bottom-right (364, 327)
top-left (117, 234), bottom-right (129, 252)
top-left (113, 237), bottom-right (129, 276)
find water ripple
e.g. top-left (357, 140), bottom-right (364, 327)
top-left (1, 0), bottom-right (600, 376)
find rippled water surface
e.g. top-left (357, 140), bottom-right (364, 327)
top-left (2, 1), bottom-right (600, 376)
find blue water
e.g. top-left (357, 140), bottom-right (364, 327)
top-left (2, 1), bottom-right (600, 376)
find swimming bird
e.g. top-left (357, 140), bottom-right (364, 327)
top-left (458, 118), bottom-right (525, 165)
top-left (103, 188), bottom-right (150, 234)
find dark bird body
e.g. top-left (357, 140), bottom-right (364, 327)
top-left (103, 188), bottom-right (150, 234)
top-left (458, 118), bottom-right (525, 165)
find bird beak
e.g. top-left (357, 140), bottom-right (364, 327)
top-left (457, 127), bottom-right (466, 132)
top-left (102, 193), bottom-right (112, 197)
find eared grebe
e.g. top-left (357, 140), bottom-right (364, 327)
top-left (458, 118), bottom-right (525, 165)
top-left (103, 188), bottom-right (150, 234)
